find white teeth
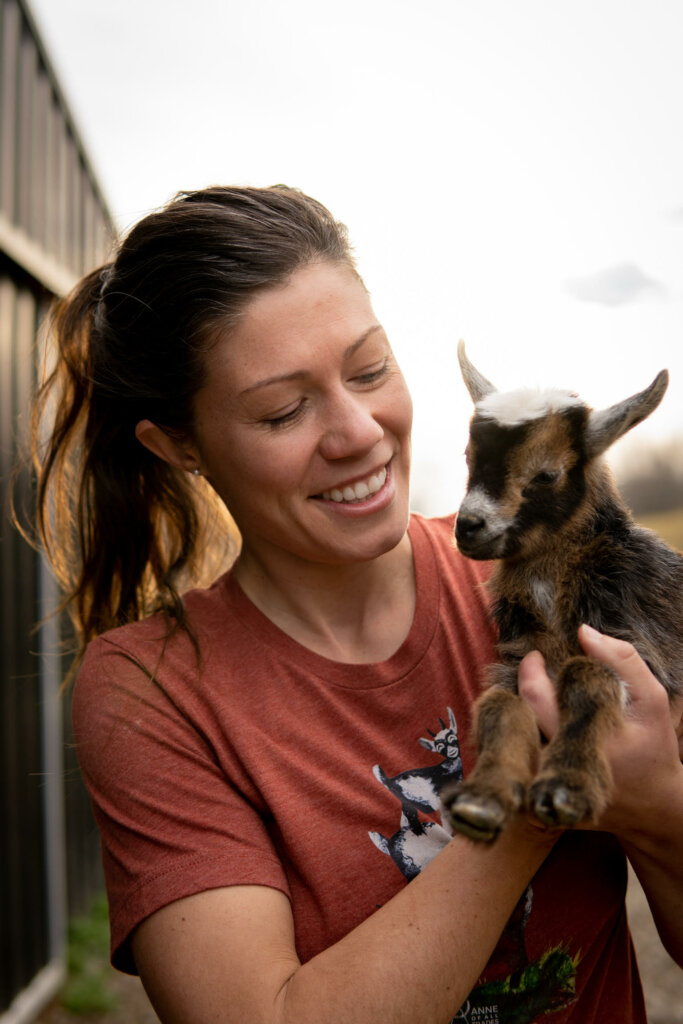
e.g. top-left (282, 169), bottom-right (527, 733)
top-left (321, 467), bottom-right (387, 503)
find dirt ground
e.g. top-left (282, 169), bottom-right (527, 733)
top-left (34, 871), bottom-right (682, 1024)
top-left (627, 868), bottom-right (683, 1024)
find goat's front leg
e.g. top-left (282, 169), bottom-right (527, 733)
top-left (529, 656), bottom-right (624, 828)
top-left (441, 686), bottom-right (540, 843)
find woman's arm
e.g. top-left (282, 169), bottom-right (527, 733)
top-left (132, 816), bottom-right (556, 1024)
top-left (518, 624), bottom-right (683, 966)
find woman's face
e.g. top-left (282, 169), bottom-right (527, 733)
top-left (190, 261), bottom-right (413, 570)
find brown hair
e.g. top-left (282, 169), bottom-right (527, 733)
top-left (28, 185), bottom-right (355, 660)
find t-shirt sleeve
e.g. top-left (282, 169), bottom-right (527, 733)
top-left (72, 636), bottom-right (290, 974)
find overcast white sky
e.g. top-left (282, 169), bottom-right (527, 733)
top-left (28, 0), bottom-right (683, 513)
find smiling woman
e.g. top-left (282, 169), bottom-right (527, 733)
top-left (134, 257), bottom-right (414, 654)
top-left (27, 184), bottom-right (683, 1024)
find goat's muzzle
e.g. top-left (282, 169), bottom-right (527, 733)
top-left (455, 511), bottom-right (499, 559)
top-left (455, 512), bottom-right (486, 544)
top-left (455, 488), bottom-right (515, 559)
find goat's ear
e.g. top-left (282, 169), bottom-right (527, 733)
top-left (585, 369), bottom-right (669, 457)
top-left (457, 340), bottom-right (497, 404)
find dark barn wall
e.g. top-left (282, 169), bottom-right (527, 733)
top-left (0, 0), bottom-right (115, 1017)
top-left (0, 270), bottom-right (48, 1011)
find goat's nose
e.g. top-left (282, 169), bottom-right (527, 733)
top-left (455, 513), bottom-right (486, 543)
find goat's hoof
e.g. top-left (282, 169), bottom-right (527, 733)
top-left (445, 791), bottom-right (508, 844)
top-left (530, 779), bottom-right (590, 828)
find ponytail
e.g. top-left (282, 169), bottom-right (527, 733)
top-left (31, 266), bottom-right (234, 663)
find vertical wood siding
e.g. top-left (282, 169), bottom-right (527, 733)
top-left (0, 0), bottom-right (116, 1017)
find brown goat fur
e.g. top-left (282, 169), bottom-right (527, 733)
top-left (441, 342), bottom-right (682, 843)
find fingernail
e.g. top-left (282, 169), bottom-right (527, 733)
top-left (580, 623), bottom-right (603, 642)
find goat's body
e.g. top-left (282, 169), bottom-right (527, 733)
top-left (491, 487), bottom-right (683, 699)
top-left (441, 343), bottom-right (681, 842)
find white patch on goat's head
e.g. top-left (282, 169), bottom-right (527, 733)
top-left (476, 388), bottom-right (586, 428)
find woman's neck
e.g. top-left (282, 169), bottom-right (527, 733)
top-left (232, 533), bottom-right (416, 664)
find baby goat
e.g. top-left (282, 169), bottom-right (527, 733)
top-left (441, 341), bottom-right (682, 843)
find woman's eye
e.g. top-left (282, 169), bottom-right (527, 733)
top-left (263, 403), bottom-right (304, 429)
top-left (353, 359), bottom-right (389, 385)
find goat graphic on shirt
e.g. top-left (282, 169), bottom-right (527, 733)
top-left (368, 708), bottom-right (579, 1023)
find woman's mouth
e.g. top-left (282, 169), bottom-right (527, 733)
top-left (317, 466), bottom-right (388, 504)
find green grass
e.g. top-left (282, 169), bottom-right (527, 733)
top-left (60, 893), bottom-right (120, 1015)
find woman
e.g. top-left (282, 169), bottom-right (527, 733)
top-left (33, 185), bottom-right (683, 1023)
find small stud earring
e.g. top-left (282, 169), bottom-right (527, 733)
top-left (191, 468), bottom-right (201, 476)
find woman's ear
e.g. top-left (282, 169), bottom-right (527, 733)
top-left (135, 420), bottom-right (202, 474)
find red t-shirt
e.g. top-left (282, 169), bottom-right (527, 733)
top-left (72, 514), bottom-right (646, 1023)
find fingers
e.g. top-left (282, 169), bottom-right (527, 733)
top-left (518, 650), bottom-right (560, 739)
top-left (577, 624), bottom-right (669, 712)
top-left (516, 628), bottom-right (682, 837)
top-left (517, 625), bottom-right (671, 738)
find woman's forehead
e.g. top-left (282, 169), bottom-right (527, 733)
top-left (240, 261), bottom-right (371, 327)
top-left (204, 263), bottom-right (382, 385)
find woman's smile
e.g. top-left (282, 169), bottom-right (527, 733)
top-left (314, 462), bottom-right (392, 510)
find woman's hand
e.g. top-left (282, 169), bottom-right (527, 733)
top-left (518, 624), bottom-right (682, 835)
top-left (518, 624), bottom-right (683, 964)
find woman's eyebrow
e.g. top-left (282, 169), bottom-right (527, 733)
top-left (238, 324), bottom-right (385, 396)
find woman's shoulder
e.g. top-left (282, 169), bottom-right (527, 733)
top-left (72, 573), bottom-right (243, 761)
top-left (75, 570), bottom-right (239, 703)
top-left (87, 571), bottom-right (232, 653)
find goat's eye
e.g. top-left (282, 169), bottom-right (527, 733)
top-left (531, 469), bottom-right (560, 486)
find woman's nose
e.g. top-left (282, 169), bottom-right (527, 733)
top-left (318, 391), bottom-right (384, 460)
